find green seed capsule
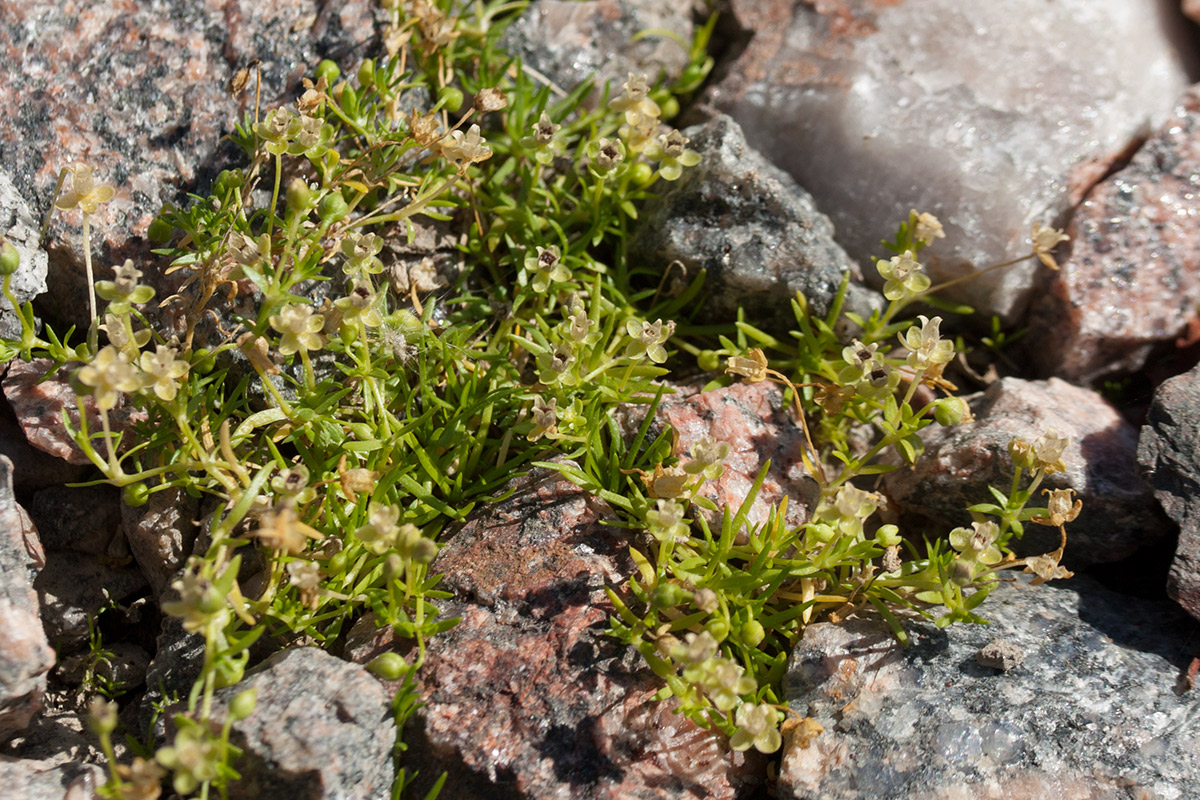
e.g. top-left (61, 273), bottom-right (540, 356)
top-left (0, 240), bottom-right (19, 276)
top-left (697, 350), bottom-right (720, 372)
top-left (357, 59), bottom-right (375, 88)
top-left (318, 192), bottom-right (349, 224)
top-left (146, 217), bottom-right (174, 244)
top-left (229, 687), bottom-right (258, 721)
top-left (122, 482), bottom-right (150, 508)
top-left (368, 652), bottom-right (410, 681)
top-left (741, 619), bottom-right (766, 648)
top-left (316, 59), bottom-right (341, 84)
top-left (438, 86), bottom-right (464, 113)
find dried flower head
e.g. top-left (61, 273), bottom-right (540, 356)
top-left (1031, 222), bottom-right (1070, 270)
top-left (440, 124), bottom-right (492, 165)
top-left (912, 211), bottom-right (945, 246)
top-left (1031, 487), bottom-right (1082, 527)
top-left (473, 87), bottom-right (508, 113)
top-left (726, 348), bottom-right (769, 382)
top-left (250, 504), bottom-right (325, 554)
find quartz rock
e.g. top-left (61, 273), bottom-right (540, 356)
top-left (701, 0), bottom-right (1195, 321)
top-left (630, 115), bottom-right (881, 333)
top-left (781, 575), bottom-right (1200, 800)
top-left (1137, 361), bottom-right (1200, 620)
top-left (1027, 84), bottom-right (1200, 383)
top-left (349, 467), bottom-right (764, 800)
top-left (882, 377), bottom-right (1166, 569)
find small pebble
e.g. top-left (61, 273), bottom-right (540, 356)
top-left (977, 639), bottom-right (1024, 671)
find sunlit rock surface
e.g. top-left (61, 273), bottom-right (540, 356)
top-left (702, 0), bottom-right (1194, 320)
top-left (781, 575), bottom-right (1200, 800)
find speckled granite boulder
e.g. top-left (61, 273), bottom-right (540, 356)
top-left (0, 0), bottom-right (380, 330)
top-left (1138, 362), bottom-right (1200, 621)
top-left (0, 169), bottom-right (48, 340)
top-left (630, 115), bottom-right (881, 333)
top-left (1026, 84), bottom-right (1200, 383)
top-left (699, 0), bottom-right (1193, 321)
top-left (780, 575), bottom-right (1200, 800)
top-left (0, 455), bottom-right (54, 743)
top-left (347, 467), bottom-right (764, 800)
top-left (206, 647), bottom-right (394, 800)
top-left (882, 377), bottom-right (1166, 569)
top-left (28, 484), bottom-right (123, 557)
top-left (500, 0), bottom-right (692, 97)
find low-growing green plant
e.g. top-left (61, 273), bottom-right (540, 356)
top-left (0, 0), bottom-right (1078, 795)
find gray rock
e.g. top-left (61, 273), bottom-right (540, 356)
top-left (33, 550), bottom-right (146, 650)
top-left (207, 647), bottom-right (394, 800)
top-left (781, 575), bottom-right (1200, 800)
top-left (701, 0), bottom-right (1194, 321)
top-left (28, 485), bottom-right (123, 558)
top-left (120, 483), bottom-right (199, 599)
top-left (0, 403), bottom-right (88, 494)
top-left (0, 756), bottom-right (103, 800)
top-left (630, 114), bottom-right (881, 333)
top-left (1138, 362), bottom-right (1200, 621)
top-left (1, 709), bottom-right (103, 769)
top-left (350, 467), bottom-right (764, 799)
top-left (883, 377), bottom-right (1166, 569)
top-left (1026, 84), bottom-right (1200, 384)
top-left (0, 455), bottom-right (54, 743)
top-left (500, 0), bottom-right (692, 99)
top-left (137, 616), bottom-right (205, 743)
top-left (0, 170), bottom-right (48, 340)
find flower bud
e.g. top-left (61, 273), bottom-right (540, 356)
top-left (649, 582), bottom-right (689, 610)
top-left (147, 216), bottom-right (174, 244)
top-left (705, 617), bottom-right (730, 642)
top-left (697, 350), bottom-right (720, 372)
top-left (438, 86), bottom-right (464, 113)
top-left (286, 178), bottom-right (314, 218)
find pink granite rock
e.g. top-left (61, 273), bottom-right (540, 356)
top-left (348, 467), bottom-right (764, 800)
top-left (1026, 84), bottom-right (1200, 383)
top-left (0, 456), bottom-right (54, 743)
top-left (2, 359), bottom-right (146, 466)
top-left (653, 381), bottom-right (820, 532)
top-left (882, 377), bottom-right (1166, 569)
top-left (0, 0), bottom-right (379, 331)
top-left (1186, 0), bottom-right (1200, 24)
